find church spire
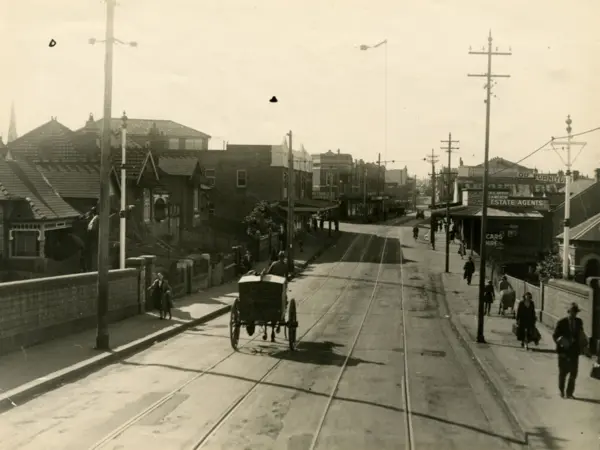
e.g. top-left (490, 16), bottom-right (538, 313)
top-left (7, 102), bottom-right (17, 143)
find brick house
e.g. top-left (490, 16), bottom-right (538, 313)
top-left (153, 150), bottom-right (212, 242)
top-left (0, 154), bottom-right (82, 278)
top-left (85, 117), bottom-right (211, 151)
top-left (201, 143), bottom-right (314, 224)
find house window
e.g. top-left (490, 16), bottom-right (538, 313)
top-left (168, 138), bottom-right (179, 150)
top-left (12, 231), bottom-right (40, 257)
top-left (193, 187), bottom-right (200, 212)
top-left (205, 169), bottom-right (216, 187)
top-left (143, 189), bottom-right (152, 222)
top-left (185, 139), bottom-right (204, 150)
top-left (236, 169), bottom-right (247, 188)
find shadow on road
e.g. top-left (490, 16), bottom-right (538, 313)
top-left (116, 358), bottom-right (531, 446)
top-left (269, 340), bottom-right (384, 367)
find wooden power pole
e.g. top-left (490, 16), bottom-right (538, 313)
top-left (468, 31), bottom-right (511, 344)
top-left (441, 133), bottom-right (459, 273)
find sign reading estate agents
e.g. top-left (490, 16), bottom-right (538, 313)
top-left (490, 197), bottom-right (549, 210)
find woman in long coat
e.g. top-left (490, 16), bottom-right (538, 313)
top-left (516, 292), bottom-right (538, 350)
top-left (148, 272), bottom-right (173, 320)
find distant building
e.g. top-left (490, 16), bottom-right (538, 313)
top-left (385, 167), bottom-right (409, 186)
top-left (312, 149), bottom-right (353, 199)
top-left (78, 116), bottom-right (211, 151)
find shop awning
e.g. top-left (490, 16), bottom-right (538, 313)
top-left (431, 205), bottom-right (544, 219)
top-left (278, 199), bottom-right (340, 214)
top-left (474, 208), bottom-right (543, 219)
top-left (430, 205), bottom-right (480, 218)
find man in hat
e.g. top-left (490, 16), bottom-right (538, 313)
top-left (552, 302), bottom-right (586, 398)
top-left (267, 251), bottom-right (289, 279)
top-left (266, 251), bottom-right (290, 320)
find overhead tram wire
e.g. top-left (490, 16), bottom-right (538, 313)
top-left (488, 124), bottom-right (600, 177)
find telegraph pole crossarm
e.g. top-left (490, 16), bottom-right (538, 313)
top-left (440, 133), bottom-right (460, 273)
top-left (468, 30), bottom-right (511, 344)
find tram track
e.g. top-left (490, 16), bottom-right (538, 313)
top-left (305, 224), bottom-right (415, 450)
top-left (87, 229), bottom-right (386, 450)
top-left (189, 229), bottom-right (393, 450)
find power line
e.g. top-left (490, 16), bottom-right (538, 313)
top-left (489, 124), bottom-right (600, 176)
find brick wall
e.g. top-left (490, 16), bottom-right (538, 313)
top-left (0, 268), bottom-right (140, 355)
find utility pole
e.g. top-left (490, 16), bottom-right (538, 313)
top-left (441, 133), bottom-right (460, 273)
top-left (119, 112), bottom-right (127, 269)
top-left (468, 30), bottom-right (511, 344)
top-left (96, 0), bottom-right (115, 350)
top-left (424, 149), bottom-right (439, 248)
top-left (551, 116), bottom-right (586, 279)
top-left (286, 130), bottom-right (295, 274)
top-left (363, 164), bottom-right (368, 221)
top-left (377, 153), bottom-right (382, 218)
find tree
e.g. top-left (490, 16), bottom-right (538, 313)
top-left (536, 251), bottom-right (563, 281)
top-left (242, 201), bottom-right (278, 236)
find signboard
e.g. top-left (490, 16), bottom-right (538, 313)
top-left (485, 231), bottom-right (504, 248)
top-left (466, 189), bottom-right (509, 206)
top-left (490, 198), bottom-right (550, 211)
top-left (518, 173), bottom-right (565, 183)
top-left (458, 166), bottom-right (565, 183)
top-left (466, 189), bottom-right (550, 211)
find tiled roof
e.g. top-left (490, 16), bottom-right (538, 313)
top-left (557, 211), bottom-right (600, 242)
top-left (0, 158), bottom-right (80, 220)
top-left (157, 155), bottom-right (200, 177)
top-left (34, 161), bottom-right (107, 199)
top-left (7, 119), bottom-right (80, 160)
top-left (111, 147), bottom-right (158, 181)
top-left (475, 157), bottom-right (532, 171)
top-left (558, 179), bottom-right (595, 197)
top-left (82, 118), bottom-right (210, 139)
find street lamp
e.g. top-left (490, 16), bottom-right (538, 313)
top-left (359, 40), bottom-right (388, 187)
top-left (89, 0), bottom-right (137, 350)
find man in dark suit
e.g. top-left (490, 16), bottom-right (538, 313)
top-left (552, 303), bottom-right (586, 398)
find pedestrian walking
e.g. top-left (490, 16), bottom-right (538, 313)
top-left (553, 303), bottom-right (588, 398)
top-left (458, 240), bottom-right (466, 259)
top-left (463, 257), bottom-right (475, 285)
top-left (148, 272), bottom-right (173, 320)
top-left (498, 275), bottom-right (516, 316)
top-left (483, 280), bottom-right (494, 315)
top-left (515, 292), bottom-right (537, 350)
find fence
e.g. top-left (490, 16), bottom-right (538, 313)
top-left (500, 274), bottom-right (599, 355)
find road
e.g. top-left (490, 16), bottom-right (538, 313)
top-left (0, 221), bottom-right (526, 450)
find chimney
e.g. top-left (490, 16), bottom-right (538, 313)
top-left (595, 168), bottom-right (600, 183)
top-left (337, 148), bottom-right (340, 155)
top-left (573, 170), bottom-right (579, 181)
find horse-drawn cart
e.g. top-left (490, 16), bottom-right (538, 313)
top-left (229, 273), bottom-right (298, 351)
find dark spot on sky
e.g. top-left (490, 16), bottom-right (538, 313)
top-left (49, 39), bottom-right (56, 47)
top-left (269, 96), bottom-right (278, 103)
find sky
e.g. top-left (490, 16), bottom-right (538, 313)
top-left (1, 0), bottom-right (599, 178)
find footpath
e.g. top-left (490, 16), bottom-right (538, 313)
top-left (425, 229), bottom-right (599, 450)
top-left (0, 232), bottom-right (338, 413)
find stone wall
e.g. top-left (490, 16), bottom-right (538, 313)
top-left (0, 268), bottom-right (140, 355)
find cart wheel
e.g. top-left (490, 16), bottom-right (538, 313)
top-left (287, 299), bottom-right (298, 351)
top-left (230, 298), bottom-right (241, 350)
